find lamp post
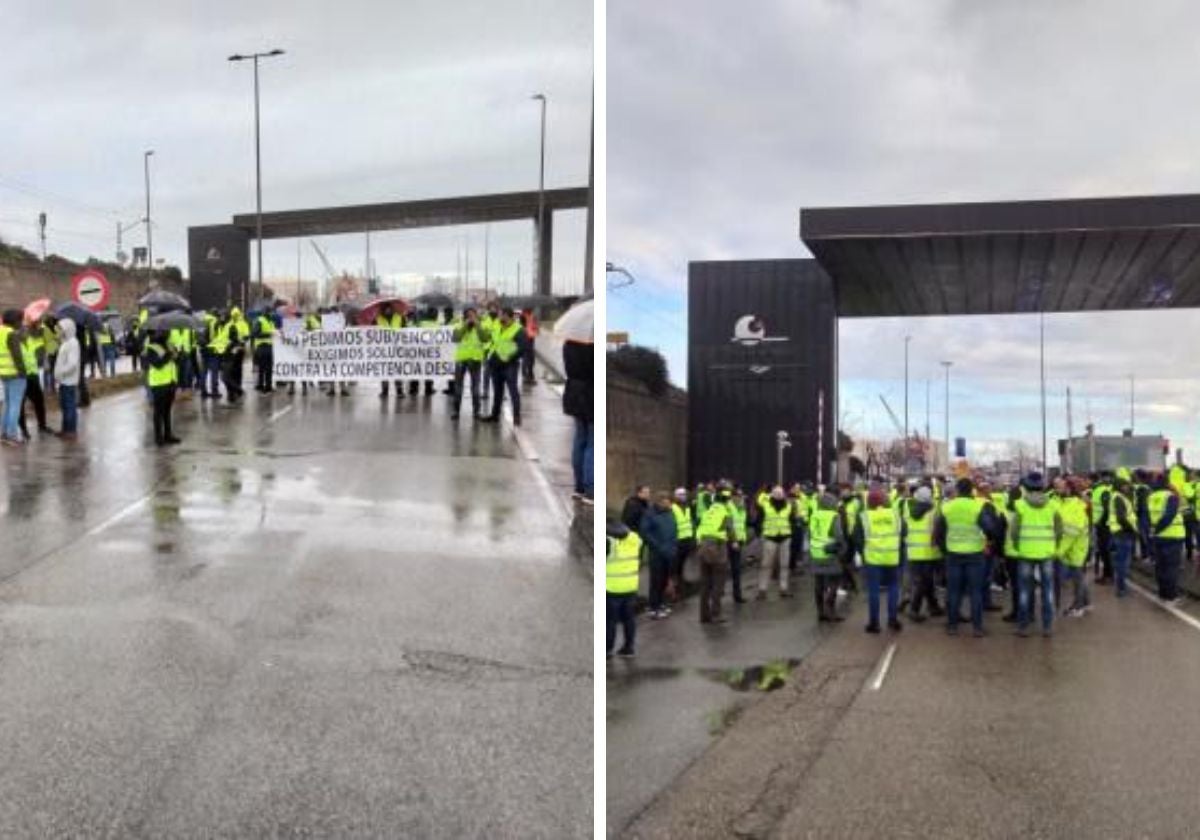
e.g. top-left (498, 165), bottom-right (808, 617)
top-left (941, 360), bottom-right (953, 469)
top-left (143, 150), bottom-right (154, 282)
top-left (229, 48), bottom-right (285, 302)
top-left (531, 92), bottom-right (547, 295)
top-left (903, 334), bottom-right (911, 445)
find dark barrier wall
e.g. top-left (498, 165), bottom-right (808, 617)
top-left (688, 259), bottom-right (837, 488)
top-left (188, 225), bottom-right (250, 312)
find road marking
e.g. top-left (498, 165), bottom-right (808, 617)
top-left (1128, 581), bottom-right (1200, 633)
top-left (84, 496), bottom-right (150, 538)
top-left (267, 405), bottom-right (294, 423)
top-left (502, 408), bottom-right (572, 527)
top-left (869, 642), bottom-right (897, 691)
top-left (550, 383), bottom-right (564, 397)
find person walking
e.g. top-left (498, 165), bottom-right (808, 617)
top-left (606, 521), bottom-right (641, 658)
top-left (756, 486), bottom-right (794, 600)
top-left (54, 318), bottom-right (80, 440)
top-left (252, 310), bottom-right (276, 393)
top-left (1108, 476), bottom-right (1138, 598)
top-left (1058, 478), bottom-right (1092, 617)
top-left (1148, 474), bottom-right (1185, 604)
top-left (940, 477), bottom-right (997, 637)
top-left (479, 308), bottom-right (527, 426)
top-left (640, 493), bottom-right (678, 619)
top-left (562, 336), bottom-right (593, 500)
top-left (904, 486), bottom-right (945, 622)
top-left (694, 484), bottom-right (737, 624)
top-left (142, 329), bottom-right (181, 447)
top-left (809, 490), bottom-right (847, 622)
top-left (0, 310), bottom-right (28, 446)
top-left (855, 488), bottom-right (904, 634)
top-left (1011, 472), bottom-right (1062, 637)
top-left (17, 324), bottom-right (52, 439)
top-left (375, 304), bottom-right (405, 398)
top-left (451, 308), bottom-right (486, 420)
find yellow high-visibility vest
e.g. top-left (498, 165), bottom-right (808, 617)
top-left (606, 532), bottom-right (641, 594)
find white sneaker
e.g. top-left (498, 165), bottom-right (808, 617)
top-left (1172, 597), bottom-right (1187, 608)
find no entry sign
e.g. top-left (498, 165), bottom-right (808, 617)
top-left (71, 270), bottom-right (110, 311)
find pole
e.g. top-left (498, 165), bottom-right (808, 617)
top-left (484, 224), bottom-right (490, 293)
top-left (532, 93), bottom-right (547, 295)
top-left (296, 239), bottom-right (301, 304)
top-left (903, 335), bottom-right (910, 445)
top-left (584, 94), bottom-right (593, 294)
top-left (1130, 374), bottom-right (1135, 432)
top-left (1040, 311), bottom-right (1047, 472)
top-left (253, 56), bottom-right (265, 300)
top-left (941, 361), bottom-right (952, 470)
top-left (516, 261), bottom-right (521, 296)
top-left (38, 212), bottom-right (47, 260)
top-left (365, 228), bottom-right (371, 291)
top-left (817, 390), bottom-right (825, 485)
top-left (925, 378), bottom-right (931, 471)
top-left (1066, 386), bottom-right (1073, 474)
top-left (143, 150), bottom-right (153, 281)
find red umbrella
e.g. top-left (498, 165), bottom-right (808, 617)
top-left (24, 298), bottom-right (51, 325)
top-left (356, 296), bottom-right (410, 325)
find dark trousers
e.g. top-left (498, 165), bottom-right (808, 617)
top-left (865, 565), bottom-right (899, 627)
top-left (221, 353), bottom-right (244, 401)
top-left (521, 339), bottom-right (536, 383)
top-left (946, 555), bottom-right (984, 631)
top-left (673, 539), bottom-right (694, 591)
top-left (1155, 538), bottom-right (1184, 599)
top-left (1005, 556), bottom-right (1020, 614)
top-left (697, 539), bottom-right (728, 622)
top-left (254, 346), bottom-right (273, 391)
top-left (1095, 526), bottom-right (1112, 579)
top-left (788, 529), bottom-right (804, 571)
top-left (981, 554), bottom-right (996, 608)
top-left (606, 593), bottom-right (636, 654)
top-left (19, 374), bottom-right (46, 435)
top-left (1112, 533), bottom-right (1134, 596)
top-left (489, 360), bottom-right (520, 420)
top-left (452, 361), bottom-right (481, 416)
top-left (840, 548), bottom-right (858, 592)
top-left (909, 562), bottom-right (940, 615)
top-left (729, 545), bottom-right (743, 601)
top-left (814, 573), bottom-right (839, 617)
top-left (1185, 513), bottom-right (1198, 560)
top-left (150, 385), bottom-right (175, 443)
top-left (648, 552), bottom-right (671, 612)
top-left (58, 385), bottom-right (78, 433)
top-left (203, 353), bottom-right (221, 397)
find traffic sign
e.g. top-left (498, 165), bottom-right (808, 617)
top-left (71, 270), bottom-right (110, 311)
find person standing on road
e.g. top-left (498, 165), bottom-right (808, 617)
top-left (855, 488), bottom-right (905, 634)
top-left (670, 488), bottom-right (694, 603)
top-left (18, 324), bottom-right (51, 439)
top-left (787, 483), bottom-right (809, 574)
top-left (904, 486), bottom-right (945, 622)
top-left (1148, 474), bottom-right (1185, 605)
top-left (562, 333), bottom-right (592, 500)
top-left (1108, 476), bottom-right (1138, 598)
top-left (451, 308), bottom-right (486, 420)
top-left (480, 308), bottom-right (527, 426)
top-left (520, 308), bottom-right (538, 387)
top-left (143, 329), bottom-right (181, 447)
top-left (1011, 472), bottom-right (1062, 637)
top-left (695, 484), bottom-right (737, 624)
top-left (757, 486), bottom-right (794, 600)
top-left (940, 477), bottom-right (997, 637)
top-left (98, 321), bottom-right (117, 378)
top-left (809, 491), bottom-right (847, 622)
top-left (1092, 472), bottom-right (1114, 583)
top-left (227, 307), bottom-right (250, 400)
top-left (838, 485), bottom-right (863, 594)
top-left (375, 304), bottom-right (405, 398)
top-left (54, 318), bottom-right (80, 440)
top-left (41, 315), bottom-right (59, 392)
top-left (0, 310), bottom-right (28, 446)
top-left (728, 489), bottom-right (749, 604)
top-left (606, 520), bottom-right (641, 658)
top-left (252, 311), bottom-right (276, 394)
top-left (640, 492), bottom-right (678, 619)
top-left (1058, 478), bottom-right (1092, 617)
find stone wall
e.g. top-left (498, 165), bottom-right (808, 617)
top-left (606, 370), bottom-right (687, 512)
top-left (0, 257), bottom-right (187, 315)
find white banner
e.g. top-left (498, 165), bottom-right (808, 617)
top-left (273, 326), bottom-right (456, 382)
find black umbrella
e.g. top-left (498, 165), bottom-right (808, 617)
top-left (138, 289), bottom-right (190, 313)
top-left (145, 311), bottom-right (205, 332)
top-left (52, 301), bottom-right (101, 329)
top-left (413, 292), bottom-right (457, 308)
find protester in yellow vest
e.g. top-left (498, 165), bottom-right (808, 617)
top-left (252, 313), bottom-right (277, 394)
top-left (671, 487), bottom-right (695, 601)
top-left (479, 308), bottom-right (527, 427)
top-left (606, 521), bottom-right (642, 658)
top-left (141, 329), bottom-right (180, 447)
top-left (757, 486), bottom-right (794, 601)
top-left (1011, 473), bottom-right (1062, 637)
top-left (904, 486), bottom-right (945, 623)
top-left (16, 325), bottom-right (51, 439)
top-left (1148, 474), bottom-right (1186, 604)
top-left (939, 476), bottom-right (999, 637)
top-left (854, 488), bottom-right (905, 633)
top-left (809, 491), bottom-right (847, 622)
top-left (1057, 478), bottom-right (1092, 617)
top-left (451, 308), bottom-right (486, 420)
top-left (695, 484), bottom-right (737, 624)
top-left (0, 310), bottom-right (29, 446)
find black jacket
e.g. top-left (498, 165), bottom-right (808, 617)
top-left (621, 496), bottom-right (649, 531)
top-left (561, 340), bottom-right (592, 420)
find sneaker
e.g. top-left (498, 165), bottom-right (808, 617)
top-left (972, 627), bottom-right (986, 638)
top-left (946, 625), bottom-right (959, 637)
top-left (780, 590), bottom-right (793, 599)
top-left (616, 648), bottom-right (635, 658)
top-left (1172, 597), bottom-right (1187, 608)
top-left (755, 592), bottom-right (767, 601)
top-left (1016, 626), bottom-right (1030, 638)
top-left (864, 623), bottom-right (881, 634)
top-left (1042, 627), bottom-right (1053, 638)
top-left (661, 606), bottom-right (672, 616)
top-left (887, 619), bottom-right (902, 632)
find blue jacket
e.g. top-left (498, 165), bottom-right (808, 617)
top-left (639, 506), bottom-right (678, 561)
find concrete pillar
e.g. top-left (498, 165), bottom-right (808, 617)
top-left (536, 208), bottom-right (553, 296)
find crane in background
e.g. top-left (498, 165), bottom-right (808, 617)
top-left (879, 393), bottom-right (928, 477)
top-left (309, 239), bottom-right (337, 304)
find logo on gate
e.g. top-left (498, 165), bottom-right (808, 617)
top-left (731, 314), bottom-right (788, 346)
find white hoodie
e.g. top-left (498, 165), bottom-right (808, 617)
top-left (54, 319), bottom-right (80, 385)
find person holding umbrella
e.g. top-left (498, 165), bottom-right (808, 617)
top-left (142, 328), bottom-right (180, 446)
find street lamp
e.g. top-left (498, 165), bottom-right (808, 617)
top-left (776, 430), bottom-right (792, 488)
top-left (229, 48), bottom-right (285, 302)
top-left (903, 334), bottom-right (911, 445)
top-left (531, 92), bottom-right (547, 295)
top-left (940, 360), bottom-right (953, 470)
top-left (143, 150), bottom-right (154, 281)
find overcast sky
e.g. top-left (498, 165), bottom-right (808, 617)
top-left (0, 0), bottom-right (591, 296)
top-left (608, 0), bottom-right (1200, 464)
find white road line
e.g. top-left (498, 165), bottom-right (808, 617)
top-left (869, 642), bottom-right (898, 691)
top-left (267, 405), bottom-right (294, 423)
top-left (82, 496), bottom-right (150, 539)
top-left (1128, 581), bottom-right (1200, 633)
top-left (502, 409), bottom-right (572, 527)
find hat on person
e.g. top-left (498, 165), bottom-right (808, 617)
top-left (914, 487), bottom-right (933, 504)
top-left (1022, 471), bottom-right (1045, 491)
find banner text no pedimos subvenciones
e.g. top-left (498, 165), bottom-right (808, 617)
top-left (272, 326), bottom-right (456, 382)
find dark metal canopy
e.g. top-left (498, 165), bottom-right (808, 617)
top-left (800, 193), bottom-right (1200, 317)
top-left (232, 187), bottom-right (587, 239)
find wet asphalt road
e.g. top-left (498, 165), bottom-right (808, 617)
top-left (0, 376), bottom-right (591, 838)
top-left (606, 570), bottom-right (830, 837)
